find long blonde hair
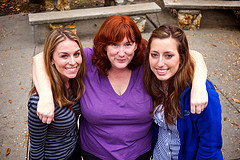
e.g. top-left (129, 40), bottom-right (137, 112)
top-left (31, 28), bottom-right (86, 107)
top-left (144, 25), bottom-right (195, 125)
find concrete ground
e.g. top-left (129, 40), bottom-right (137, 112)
top-left (0, 2), bottom-right (239, 160)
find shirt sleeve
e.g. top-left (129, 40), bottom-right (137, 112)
top-left (195, 88), bottom-right (223, 159)
top-left (28, 95), bottom-right (48, 160)
top-left (83, 47), bottom-right (93, 60)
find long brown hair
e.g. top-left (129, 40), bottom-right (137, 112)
top-left (143, 24), bottom-right (195, 125)
top-left (30, 28), bottom-right (86, 107)
top-left (92, 15), bottom-right (147, 76)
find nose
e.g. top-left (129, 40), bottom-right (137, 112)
top-left (157, 56), bottom-right (164, 67)
top-left (118, 46), bottom-right (125, 57)
top-left (69, 56), bottom-right (76, 65)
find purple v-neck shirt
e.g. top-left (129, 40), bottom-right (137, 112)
top-left (79, 48), bottom-right (153, 160)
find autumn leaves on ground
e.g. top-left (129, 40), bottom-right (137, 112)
top-left (0, 0), bottom-right (106, 16)
top-left (0, 0), bottom-right (44, 16)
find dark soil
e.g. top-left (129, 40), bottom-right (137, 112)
top-left (0, 0), bottom-right (159, 16)
top-left (0, 0), bottom-right (44, 16)
top-left (0, 0), bottom-right (106, 16)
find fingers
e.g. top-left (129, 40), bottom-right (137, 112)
top-left (42, 116), bottom-right (48, 123)
top-left (41, 115), bottom-right (54, 124)
top-left (38, 114), bottom-right (43, 120)
top-left (204, 102), bottom-right (208, 108)
top-left (195, 105), bottom-right (202, 114)
top-left (40, 115), bottom-right (53, 124)
top-left (190, 104), bottom-right (196, 114)
top-left (37, 111), bottom-right (54, 124)
top-left (47, 117), bottom-right (54, 124)
top-left (191, 102), bottom-right (208, 114)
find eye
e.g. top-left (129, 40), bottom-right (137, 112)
top-left (112, 43), bottom-right (118, 47)
top-left (150, 52), bottom-right (158, 58)
top-left (74, 51), bottom-right (80, 57)
top-left (61, 54), bottom-right (68, 58)
top-left (125, 43), bottom-right (132, 47)
top-left (165, 54), bottom-right (173, 59)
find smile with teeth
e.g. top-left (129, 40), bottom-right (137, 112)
top-left (156, 69), bottom-right (168, 75)
top-left (65, 67), bottom-right (78, 72)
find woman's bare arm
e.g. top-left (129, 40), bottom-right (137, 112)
top-left (190, 50), bottom-right (208, 114)
top-left (32, 52), bottom-right (54, 124)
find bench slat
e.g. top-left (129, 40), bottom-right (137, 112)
top-left (29, 2), bottom-right (161, 25)
top-left (163, 0), bottom-right (240, 10)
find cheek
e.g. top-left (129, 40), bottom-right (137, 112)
top-left (149, 63), bottom-right (156, 73)
top-left (105, 46), bottom-right (114, 55)
top-left (106, 53), bottom-right (112, 61)
top-left (170, 60), bottom-right (180, 73)
top-left (148, 57), bottom-right (155, 68)
top-left (129, 52), bottom-right (135, 60)
top-left (127, 48), bottom-right (136, 55)
top-left (53, 59), bottom-right (67, 69)
top-left (51, 58), bottom-right (55, 65)
top-left (77, 56), bottom-right (83, 64)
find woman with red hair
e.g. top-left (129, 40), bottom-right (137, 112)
top-left (32, 15), bottom-right (208, 159)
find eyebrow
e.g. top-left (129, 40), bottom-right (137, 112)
top-left (150, 50), bottom-right (159, 53)
top-left (58, 49), bottom-right (81, 54)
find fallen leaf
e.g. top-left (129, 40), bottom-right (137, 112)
top-left (224, 117), bottom-right (227, 121)
top-left (65, 24), bottom-right (76, 29)
top-left (212, 44), bottom-right (217, 47)
top-left (8, 100), bottom-right (12, 104)
top-left (19, 82), bottom-right (21, 85)
top-left (6, 148), bottom-right (10, 156)
top-left (231, 122), bottom-right (239, 127)
top-left (232, 98), bottom-right (240, 103)
top-left (25, 134), bottom-right (29, 139)
top-left (21, 87), bottom-right (27, 90)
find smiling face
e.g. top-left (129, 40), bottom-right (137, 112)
top-left (149, 37), bottom-right (181, 88)
top-left (105, 36), bottom-right (137, 71)
top-left (51, 39), bottom-right (82, 86)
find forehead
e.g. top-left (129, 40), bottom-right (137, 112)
top-left (151, 37), bottom-right (178, 49)
top-left (112, 28), bottom-right (136, 43)
top-left (53, 39), bottom-right (80, 55)
top-left (56, 39), bottom-right (79, 49)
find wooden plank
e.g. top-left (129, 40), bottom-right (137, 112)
top-left (163, 0), bottom-right (240, 9)
top-left (29, 2), bottom-right (161, 25)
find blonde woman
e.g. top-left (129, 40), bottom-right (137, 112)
top-left (28, 28), bottom-right (85, 160)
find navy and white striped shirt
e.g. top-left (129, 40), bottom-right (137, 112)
top-left (28, 94), bottom-right (81, 160)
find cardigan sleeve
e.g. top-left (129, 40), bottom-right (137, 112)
top-left (195, 88), bottom-right (223, 159)
top-left (28, 95), bottom-right (48, 160)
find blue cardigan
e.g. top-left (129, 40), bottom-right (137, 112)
top-left (153, 80), bottom-right (223, 160)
